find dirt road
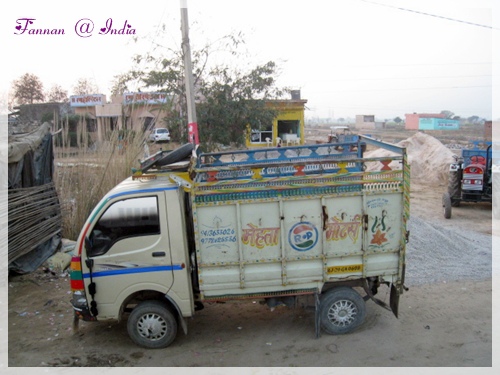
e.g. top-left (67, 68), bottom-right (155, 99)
top-left (6, 275), bottom-right (493, 367)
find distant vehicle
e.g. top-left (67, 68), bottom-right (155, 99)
top-left (442, 142), bottom-right (492, 219)
top-left (329, 126), bottom-right (352, 142)
top-left (328, 126), bottom-right (368, 152)
top-left (148, 128), bottom-right (171, 143)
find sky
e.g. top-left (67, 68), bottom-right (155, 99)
top-left (1, 0), bottom-right (497, 121)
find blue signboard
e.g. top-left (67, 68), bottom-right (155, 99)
top-left (419, 118), bottom-right (459, 130)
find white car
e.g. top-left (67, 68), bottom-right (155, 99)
top-left (148, 128), bottom-right (171, 143)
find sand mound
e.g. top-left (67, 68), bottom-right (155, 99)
top-left (365, 132), bottom-right (455, 185)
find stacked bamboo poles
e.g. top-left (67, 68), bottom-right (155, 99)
top-left (8, 182), bottom-right (61, 263)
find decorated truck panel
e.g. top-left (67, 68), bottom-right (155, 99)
top-left (193, 188), bottom-right (404, 299)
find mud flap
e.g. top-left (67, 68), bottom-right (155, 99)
top-left (362, 279), bottom-right (392, 313)
top-left (390, 284), bottom-right (400, 318)
top-left (164, 295), bottom-right (188, 335)
top-left (179, 316), bottom-right (188, 335)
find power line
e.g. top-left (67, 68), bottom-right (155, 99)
top-left (359, 0), bottom-right (499, 30)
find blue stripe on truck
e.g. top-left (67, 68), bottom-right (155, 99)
top-left (83, 265), bottom-right (183, 278)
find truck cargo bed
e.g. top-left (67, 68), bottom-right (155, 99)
top-left (190, 138), bottom-right (409, 300)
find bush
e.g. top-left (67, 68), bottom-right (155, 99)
top-left (54, 129), bottom-right (146, 240)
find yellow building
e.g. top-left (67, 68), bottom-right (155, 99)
top-left (246, 91), bottom-right (307, 148)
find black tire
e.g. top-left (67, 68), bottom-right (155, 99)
top-left (320, 287), bottom-right (366, 335)
top-left (141, 143), bottom-right (194, 173)
top-left (155, 143), bottom-right (194, 166)
top-left (127, 301), bottom-right (178, 349)
top-left (448, 171), bottom-right (461, 206)
top-left (442, 192), bottom-right (452, 219)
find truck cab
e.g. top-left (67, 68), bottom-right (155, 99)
top-left (70, 176), bottom-right (195, 347)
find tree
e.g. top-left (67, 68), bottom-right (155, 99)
top-left (12, 73), bottom-right (45, 105)
top-left (110, 73), bottom-right (133, 96)
top-left (467, 115), bottom-right (482, 124)
top-left (196, 62), bottom-right (282, 149)
top-left (118, 32), bottom-right (287, 150)
top-left (440, 110), bottom-right (454, 119)
top-left (46, 84), bottom-right (68, 102)
top-left (73, 77), bottom-right (99, 95)
top-left (393, 116), bottom-right (403, 124)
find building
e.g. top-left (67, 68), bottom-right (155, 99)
top-left (12, 102), bottom-right (71, 124)
top-left (70, 94), bottom-right (108, 141)
top-left (418, 117), bottom-right (460, 130)
top-left (484, 120), bottom-right (492, 140)
top-left (405, 113), bottom-right (445, 130)
top-left (121, 92), bottom-right (172, 132)
top-left (355, 115), bottom-right (376, 129)
top-left (245, 90), bottom-right (307, 148)
top-left (70, 90), bottom-right (308, 146)
top-left (70, 92), bottom-right (171, 142)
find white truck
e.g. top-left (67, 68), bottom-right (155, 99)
top-left (70, 137), bottom-right (410, 348)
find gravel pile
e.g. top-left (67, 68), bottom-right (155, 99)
top-left (365, 132), bottom-right (455, 185)
top-left (405, 215), bottom-right (492, 286)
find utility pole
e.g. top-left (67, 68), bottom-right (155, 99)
top-left (180, 0), bottom-right (199, 146)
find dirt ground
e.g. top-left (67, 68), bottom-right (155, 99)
top-left (5, 129), bottom-right (496, 370)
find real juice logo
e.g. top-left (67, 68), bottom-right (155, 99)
top-left (288, 222), bottom-right (318, 252)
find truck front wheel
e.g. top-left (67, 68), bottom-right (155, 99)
top-left (127, 300), bottom-right (178, 349)
top-left (320, 287), bottom-right (366, 335)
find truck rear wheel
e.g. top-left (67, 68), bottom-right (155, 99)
top-left (320, 287), bottom-right (366, 335)
top-left (442, 192), bottom-right (452, 219)
top-left (127, 300), bottom-right (178, 349)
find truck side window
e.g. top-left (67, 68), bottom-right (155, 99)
top-left (88, 196), bottom-right (160, 256)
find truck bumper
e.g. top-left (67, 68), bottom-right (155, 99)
top-left (72, 291), bottom-right (97, 322)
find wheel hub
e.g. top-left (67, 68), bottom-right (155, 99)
top-left (328, 300), bottom-right (357, 327)
top-left (137, 313), bottom-right (167, 340)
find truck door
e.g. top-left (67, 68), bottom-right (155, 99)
top-left (83, 193), bottom-right (174, 318)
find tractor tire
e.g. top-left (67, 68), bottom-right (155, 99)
top-left (448, 170), bottom-right (461, 207)
top-left (442, 192), bottom-right (452, 219)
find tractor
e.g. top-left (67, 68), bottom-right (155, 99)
top-left (328, 126), bottom-right (368, 152)
top-left (442, 142), bottom-right (492, 219)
